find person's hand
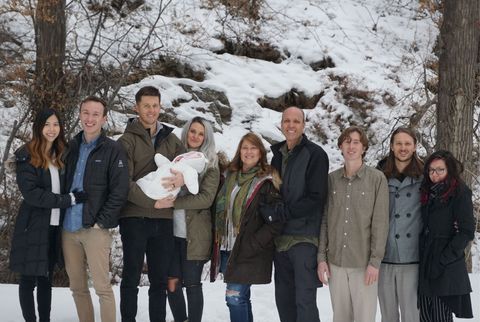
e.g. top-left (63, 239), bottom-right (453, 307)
top-left (161, 169), bottom-right (185, 191)
top-left (259, 191), bottom-right (288, 223)
top-left (317, 261), bottom-right (330, 285)
top-left (364, 265), bottom-right (379, 286)
top-left (453, 220), bottom-right (459, 232)
top-left (73, 190), bottom-right (88, 204)
top-left (154, 196), bottom-right (175, 209)
top-left (259, 201), bottom-right (287, 223)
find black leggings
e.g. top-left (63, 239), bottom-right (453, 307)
top-left (19, 274), bottom-right (53, 322)
top-left (18, 226), bottom-right (58, 322)
top-left (167, 237), bottom-right (206, 322)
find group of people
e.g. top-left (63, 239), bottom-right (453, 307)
top-left (317, 127), bottom-right (475, 322)
top-left (8, 85), bottom-right (475, 322)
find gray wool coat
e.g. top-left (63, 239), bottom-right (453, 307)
top-left (382, 176), bottom-right (423, 264)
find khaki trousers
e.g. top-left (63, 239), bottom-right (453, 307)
top-left (378, 263), bottom-right (420, 322)
top-left (329, 264), bottom-right (378, 322)
top-left (62, 228), bottom-right (115, 322)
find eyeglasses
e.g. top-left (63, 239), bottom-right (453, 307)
top-left (428, 168), bottom-right (446, 175)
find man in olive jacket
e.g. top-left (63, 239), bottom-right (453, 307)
top-left (268, 106), bottom-right (329, 322)
top-left (118, 86), bottom-right (185, 322)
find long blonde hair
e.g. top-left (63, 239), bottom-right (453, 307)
top-left (181, 117), bottom-right (218, 167)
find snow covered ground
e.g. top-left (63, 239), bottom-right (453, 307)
top-left (0, 274), bottom-right (478, 321)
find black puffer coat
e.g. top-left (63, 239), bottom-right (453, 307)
top-left (9, 146), bottom-right (72, 276)
top-left (419, 181), bottom-right (475, 318)
top-left (223, 177), bottom-right (284, 285)
top-left (64, 131), bottom-right (129, 228)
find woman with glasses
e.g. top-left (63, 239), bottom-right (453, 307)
top-left (418, 150), bottom-right (475, 321)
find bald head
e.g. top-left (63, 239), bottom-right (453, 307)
top-left (281, 106), bottom-right (305, 149)
top-left (282, 106), bottom-right (305, 123)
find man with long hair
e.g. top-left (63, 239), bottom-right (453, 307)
top-left (377, 127), bottom-right (424, 322)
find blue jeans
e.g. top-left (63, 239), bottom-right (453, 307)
top-left (221, 250), bottom-right (253, 322)
top-left (220, 250), bottom-right (230, 274)
top-left (226, 283), bottom-right (253, 322)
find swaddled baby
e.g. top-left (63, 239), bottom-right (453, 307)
top-left (137, 151), bottom-right (207, 200)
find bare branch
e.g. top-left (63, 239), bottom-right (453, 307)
top-left (0, 105), bottom-right (32, 180)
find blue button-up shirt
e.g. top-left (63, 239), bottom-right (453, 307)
top-left (63, 135), bottom-right (99, 232)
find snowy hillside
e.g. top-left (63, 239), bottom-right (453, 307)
top-left (1, 0), bottom-right (440, 164)
top-left (108, 0), bottom-right (439, 165)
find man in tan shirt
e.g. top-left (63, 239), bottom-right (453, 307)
top-left (317, 126), bottom-right (389, 322)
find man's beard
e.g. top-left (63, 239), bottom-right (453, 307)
top-left (395, 155), bottom-right (412, 163)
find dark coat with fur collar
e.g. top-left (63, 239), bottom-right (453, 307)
top-left (222, 174), bottom-right (284, 284)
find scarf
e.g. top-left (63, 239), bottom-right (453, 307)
top-left (429, 178), bottom-right (458, 203)
top-left (429, 181), bottom-right (447, 200)
top-left (215, 166), bottom-right (259, 239)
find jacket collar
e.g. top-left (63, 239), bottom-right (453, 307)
top-left (73, 130), bottom-right (106, 146)
top-left (271, 134), bottom-right (309, 155)
top-left (14, 145), bottom-right (30, 162)
top-left (389, 175), bottom-right (423, 190)
top-left (124, 117), bottom-right (174, 141)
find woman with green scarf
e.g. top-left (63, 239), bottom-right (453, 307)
top-left (214, 132), bottom-right (283, 322)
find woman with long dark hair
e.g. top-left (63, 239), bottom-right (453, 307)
top-left (9, 109), bottom-right (87, 322)
top-left (418, 150), bottom-right (475, 321)
top-left (213, 132), bottom-right (283, 322)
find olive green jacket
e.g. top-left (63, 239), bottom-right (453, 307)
top-left (119, 118), bottom-right (184, 219)
top-left (174, 164), bottom-right (220, 260)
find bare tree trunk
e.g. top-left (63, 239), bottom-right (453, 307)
top-left (32, 0), bottom-right (66, 114)
top-left (436, 0), bottom-right (480, 272)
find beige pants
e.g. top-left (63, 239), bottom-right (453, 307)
top-left (62, 228), bottom-right (115, 322)
top-left (329, 264), bottom-right (378, 322)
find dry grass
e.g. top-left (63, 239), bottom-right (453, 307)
top-left (206, 0), bottom-right (262, 20)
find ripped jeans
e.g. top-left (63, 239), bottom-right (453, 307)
top-left (225, 283), bottom-right (253, 322)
